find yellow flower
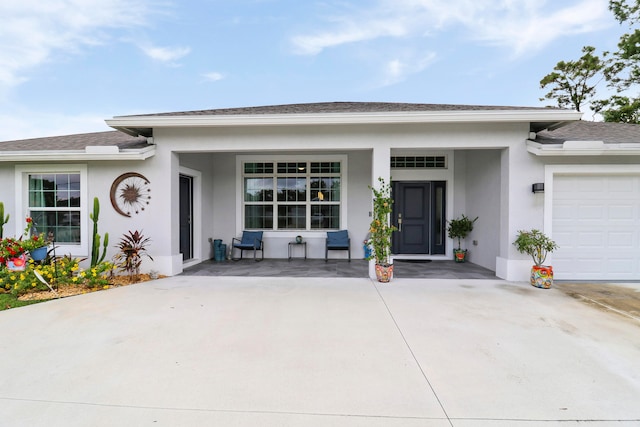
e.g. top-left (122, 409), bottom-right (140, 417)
top-left (19, 274), bottom-right (25, 281)
top-left (72, 277), bottom-right (78, 282)
top-left (103, 285), bottom-right (109, 290)
top-left (71, 265), bottom-right (78, 271)
top-left (31, 282), bottom-right (36, 287)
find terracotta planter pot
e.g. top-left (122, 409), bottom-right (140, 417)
top-left (375, 263), bottom-right (394, 283)
top-left (530, 265), bottom-right (553, 289)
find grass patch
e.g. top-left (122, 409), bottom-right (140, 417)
top-left (0, 293), bottom-right (45, 311)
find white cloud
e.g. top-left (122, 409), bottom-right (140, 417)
top-left (0, 0), bottom-right (162, 87)
top-left (382, 52), bottom-right (437, 86)
top-left (290, 0), bottom-right (612, 56)
top-left (292, 19), bottom-right (407, 55)
top-left (202, 72), bottom-right (225, 82)
top-left (140, 44), bottom-right (191, 64)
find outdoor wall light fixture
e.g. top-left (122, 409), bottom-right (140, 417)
top-left (532, 183), bottom-right (545, 193)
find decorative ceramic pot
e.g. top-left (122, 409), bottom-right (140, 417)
top-left (375, 263), bottom-right (394, 283)
top-left (29, 246), bottom-right (48, 262)
top-left (454, 249), bottom-right (467, 263)
top-left (6, 254), bottom-right (27, 271)
top-left (531, 265), bottom-right (553, 289)
top-left (295, 235), bottom-right (303, 244)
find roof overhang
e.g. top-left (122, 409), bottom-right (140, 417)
top-left (0, 145), bottom-right (155, 162)
top-left (527, 139), bottom-right (640, 156)
top-left (106, 110), bottom-right (583, 137)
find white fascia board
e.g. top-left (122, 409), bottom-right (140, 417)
top-left (106, 109), bottom-right (583, 129)
top-left (527, 140), bottom-right (640, 156)
top-left (0, 146), bottom-right (155, 162)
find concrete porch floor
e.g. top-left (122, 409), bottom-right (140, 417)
top-left (181, 258), bottom-right (499, 279)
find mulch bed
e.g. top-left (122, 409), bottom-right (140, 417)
top-left (17, 274), bottom-right (164, 301)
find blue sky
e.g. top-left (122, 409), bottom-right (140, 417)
top-left (0, 0), bottom-right (624, 141)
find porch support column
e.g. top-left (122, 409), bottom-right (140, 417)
top-left (369, 145), bottom-right (391, 280)
top-left (151, 144), bottom-right (184, 276)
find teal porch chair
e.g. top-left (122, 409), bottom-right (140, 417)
top-left (232, 231), bottom-right (264, 261)
top-left (325, 230), bottom-right (351, 262)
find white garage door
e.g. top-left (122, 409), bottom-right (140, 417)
top-left (553, 175), bottom-right (640, 281)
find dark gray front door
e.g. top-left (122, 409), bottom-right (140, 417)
top-left (392, 181), bottom-right (446, 255)
top-left (179, 174), bottom-right (193, 261)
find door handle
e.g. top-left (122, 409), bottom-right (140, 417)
top-left (397, 213), bottom-right (403, 232)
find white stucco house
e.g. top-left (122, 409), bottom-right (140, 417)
top-left (2, 102), bottom-right (640, 281)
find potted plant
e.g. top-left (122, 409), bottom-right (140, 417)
top-left (0, 217), bottom-right (51, 269)
top-left (447, 214), bottom-right (477, 262)
top-left (367, 177), bottom-right (397, 282)
top-left (23, 217), bottom-right (52, 261)
top-left (513, 229), bottom-right (558, 288)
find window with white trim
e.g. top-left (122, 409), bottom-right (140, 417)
top-left (28, 173), bottom-right (81, 243)
top-left (243, 161), bottom-right (341, 230)
top-left (17, 165), bottom-right (88, 255)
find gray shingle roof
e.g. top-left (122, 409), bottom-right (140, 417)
top-left (0, 131), bottom-right (148, 151)
top-left (536, 120), bottom-right (640, 144)
top-left (119, 101), bottom-right (561, 117)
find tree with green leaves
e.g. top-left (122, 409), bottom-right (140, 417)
top-left (539, 46), bottom-right (609, 112)
top-left (540, 0), bottom-right (640, 123)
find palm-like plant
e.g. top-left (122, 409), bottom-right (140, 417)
top-left (113, 230), bottom-right (153, 282)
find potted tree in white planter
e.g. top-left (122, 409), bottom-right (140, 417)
top-left (447, 215), bottom-right (477, 262)
top-left (513, 229), bottom-right (558, 288)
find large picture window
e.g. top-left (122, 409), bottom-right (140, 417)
top-left (243, 161), bottom-right (342, 230)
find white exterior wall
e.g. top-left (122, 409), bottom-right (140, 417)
top-left (464, 149), bottom-right (502, 271)
top-left (0, 119), bottom-right (554, 280)
top-left (495, 130), bottom-right (547, 281)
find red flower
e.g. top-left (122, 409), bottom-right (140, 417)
top-left (26, 217), bottom-right (32, 223)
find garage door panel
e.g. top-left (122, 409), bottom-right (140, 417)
top-left (553, 175), bottom-right (640, 281)
top-left (608, 259), bottom-right (636, 274)
top-left (578, 205), bottom-right (605, 219)
top-left (577, 232), bottom-right (603, 247)
top-left (609, 205), bottom-right (634, 220)
top-left (608, 232), bottom-right (634, 248)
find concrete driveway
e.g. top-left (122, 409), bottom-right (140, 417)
top-left (1, 277), bottom-right (639, 426)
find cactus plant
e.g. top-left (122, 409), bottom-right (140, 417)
top-left (89, 197), bottom-right (109, 267)
top-left (0, 202), bottom-right (9, 239)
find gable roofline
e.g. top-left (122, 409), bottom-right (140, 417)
top-left (105, 102), bottom-right (582, 137)
top-left (0, 130), bottom-right (155, 161)
top-left (527, 120), bottom-right (640, 156)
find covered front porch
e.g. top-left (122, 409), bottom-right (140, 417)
top-left (180, 258), bottom-right (498, 279)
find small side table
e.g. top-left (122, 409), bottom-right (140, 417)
top-left (288, 241), bottom-right (307, 260)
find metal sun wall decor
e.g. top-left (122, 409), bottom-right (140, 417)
top-left (110, 172), bottom-right (151, 217)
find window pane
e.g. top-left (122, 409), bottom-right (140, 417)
top-left (244, 162), bottom-right (274, 174)
top-left (244, 178), bottom-right (273, 202)
top-left (310, 205), bottom-right (340, 229)
top-left (277, 162), bottom-right (307, 174)
top-left (277, 205), bottom-right (306, 229)
top-left (30, 210), bottom-right (80, 244)
top-left (277, 178), bottom-right (306, 202)
top-left (244, 205), bottom-right (273, 229)
top-left (311, 162), bottom-right (340, 174)
top-left (310, 177), bottom-right (340, 201)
